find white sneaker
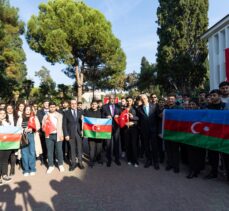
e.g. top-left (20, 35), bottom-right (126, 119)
top-left (121, 152), bottom-right (126, 158)
top-left (23, 173), bottom-right (29, 177)
top-left (134, 164), bottom-right (139, 168)
top-left (127, 162), bottom-right (132, 166)
top-left (30, 172), bottom-right (36, 176)
top-left (47, 167), bottom-right (54, 174)
top-left (59, 165), bottom-right (65, 172)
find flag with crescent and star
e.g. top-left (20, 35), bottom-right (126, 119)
top-left (114, 109), bottom-right (129, 128)
top-left (28, 113), bottom-right (36, 131)
top-left (163, 109), bottom-right (229, 154)
top-left (0, 126), bottom-right (22, 150)
top-left (83, 117), bottom-right (112, 139)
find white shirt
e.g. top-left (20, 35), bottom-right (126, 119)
top-left (49, 113), bottom-right (57, 134)
top-left (8, 114), bottom-right (14, 126)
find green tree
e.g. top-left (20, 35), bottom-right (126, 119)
top-left (27, 0), bottom-right (126, 101)
top-left (0, 0), bottom-right (27, 99)
top-left (138, 57), bottom-right (158, 93)
top-left (157, 0), bottom-right (208, 94)
top-left (35, 66), bottom-right (56, 98)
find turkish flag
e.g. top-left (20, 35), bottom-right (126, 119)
top-left (114, 109), bottom-right (129, 128)
top-left (42, 115), bottom-right (56, 137)
top-left (28, 113), bottom-right (36, 130)
top-left (225, 48), bottom-right (229, 81)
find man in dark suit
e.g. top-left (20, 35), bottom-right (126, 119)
top-left (102, 95), bottom-right (121, 167)
top-left (137, 94), bottom-right (160, 170)
top-left (63, 99), bottom-right (84, 171)
top-left (36, 100), bottom-right (50, 164)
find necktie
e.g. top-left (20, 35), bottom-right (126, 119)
top-left (144, 106), bottom-right (148, 116)
top-left (111, 105), bottom-right (115, 116)
top-left (73, 110), bottom-right (77, 121)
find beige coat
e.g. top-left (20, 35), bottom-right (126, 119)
top-left (42, 112), bottom-right (64, 142)
top-left (17, 116), bottom-right (43, 157)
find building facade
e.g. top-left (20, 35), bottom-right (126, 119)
top-left (202, 15), bottom-right (229, 89)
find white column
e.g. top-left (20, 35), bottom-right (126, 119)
top-left (208, 36), bottom-right (215, 90)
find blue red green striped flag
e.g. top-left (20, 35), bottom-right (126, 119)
top-left (0, 126), bottom-right (22, 150)
top-left (83, 117), bottom-right (112, 139)
top-left (163, 109), bottom-right (229, 154)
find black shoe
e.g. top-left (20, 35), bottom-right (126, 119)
top-left (165, 165), bottom-right (172, 171)
top-left (97, 160), bottom-right (103, 165)
top-left (173, 168), bottom-right (180, 173)
top-left (204, 173), bottom-right (217, 179)
top-left (144, 160), bottom-right (152, 168)
top-left (78, 163), bottom-right (85, 169)
top-left (154, 164), bottom-right (160, 170)
top-left (115, 160), bottom-right (121, 166)
top-left (186, 171), bottom-right (198, 179)
top-left (69, 163), bottom-right (77, 171)
top-left (107, 160), bottom-right (111, 167)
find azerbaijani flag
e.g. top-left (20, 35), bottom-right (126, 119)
top-left (83, 117), bottom-right (112, 139)
top-left (0, 126), bottom-right (22, 150)
top-left (163, 109), bottom-right (229, 154)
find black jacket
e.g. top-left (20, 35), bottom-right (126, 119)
top-left (63, 109), bottom-right (83, 138)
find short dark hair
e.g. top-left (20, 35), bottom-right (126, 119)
top-left (209, 89), bottom-right (222, 95)
top-left (91, 100), bottom-right (98, 104)
top-left (168, 93), bottom-right (176, 98)
top-left (126, 96), bottom-right (133, 100)
top-left (219, 81), bottom-right (229, 88)
top-left (190, 98), bottom-right (199, 106)
top-left (49, 102), bottom-right (56, 106)
top-left (97, 100), bottom-right (102, 104)
top-left (77, 102), bottom-right (82, 105)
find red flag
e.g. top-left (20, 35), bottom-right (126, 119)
top-left (28, 113), bottom-right (36, 130)
top-left (114, 109), bottom-right (129, 128)
top-left (42, 115), bottom-right (56, 137)
top-left (225, 48), bottom-right (229, 82)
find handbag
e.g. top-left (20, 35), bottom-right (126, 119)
top-left (20, 131), bottom-right (29, 148)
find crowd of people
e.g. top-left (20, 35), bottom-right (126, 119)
top-left (0, 81), bottom-right (229, 186)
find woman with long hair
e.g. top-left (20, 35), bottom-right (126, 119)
top-left (17, 105), bottom-right (40, 176)
top-left (0, 108), bottom-right (12, 185)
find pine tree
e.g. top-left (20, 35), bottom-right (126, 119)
top-left (157, 0), bottom-right (209, 94)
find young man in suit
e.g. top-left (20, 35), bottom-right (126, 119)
top-left (137, 94), bottom-right (160, 170)
top-left (102, 95), bottom-right (121, 167)
top-left (63, 99), bottom-right (84, 171)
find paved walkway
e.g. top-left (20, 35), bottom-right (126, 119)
top-left (1, 157), bottom-right (229, 211)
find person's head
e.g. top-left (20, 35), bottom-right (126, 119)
top-left (135, 96), bottom-right (142, 107)
top-left (77, 102), bottom-right (82, 110)
top-left (158, 98), bottom-right (166, 108)
top-left (91, 100), bottom-right (98, 111)
top-left (43, 100), bottom-right (49, 109)
top-left (206, 93), bottom-right (212, 104)
top-left (121, 97), bottom-right (126, 106)
top-left (183, 101), bottom-right (190, 110)
top-left (183, 94), bottom-right (190, 102)
top-left (0, 103), bottom-right (6, 109)
top-left (141, 94), bottom-right (149, 105)
top-left (24, 105), bottom-right (33, 117)
top-left (70, 99), bottom-right (77, 110)
top-left (219, 81), bottom-right (229, 97)
top-left (32, 103), bottom-right (38, 111)
top-left (6, 104), bottom-right (14, 114)
top-left (189, 98), bottom-right (199, 110)
top-left (0, 108), bottom-right (6, 121)
top-left (209, 89), bottom-right (222, 104)
top-left (167, 94), bottom-right (176, 106)
top-left (109, 95), bottom-right (115, 105)
top-left (18, 103), bottom-right (25, 112)
top-left (198, 91), bottom-right (206, 100)
top-left (62, 100), bottom-right (69, 109)
top-left (97, 100), bottom-right (103, 108)
top-left (150, 93), bottom-right (158, 104)
top-left (49, 102), bottom-right (57, 113)
top-left (126, 96), bottom-right (134, 107)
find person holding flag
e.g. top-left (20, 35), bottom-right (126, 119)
top-left (17, 106), bottom-right (40, 176)
top-left (42, 102), bottom-right (64, 174)
top-left (124, 96), bottom-right (139, 167)
top-left (0, 108), bottom-right (15, 185)
top-left (84, 100), bottom-right (103, 167)
top-left (102, 95), bottom-right (121, 167)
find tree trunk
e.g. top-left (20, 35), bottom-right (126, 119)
top-left (75, 65), bottom-right (83, 102)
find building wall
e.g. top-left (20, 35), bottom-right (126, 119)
top-left (208, 25), bottom-right (229, 89)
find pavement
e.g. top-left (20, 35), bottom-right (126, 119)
top-left (1, 153), bottom-right (229, 211)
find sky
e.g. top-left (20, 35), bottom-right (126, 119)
top-left (9, 0), bottom-right (229, 86)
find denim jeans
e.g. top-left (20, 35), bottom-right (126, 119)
top-left (46, 134), bottom-right (63, 167)
top-left (21, 133), bottom-right (36, 173)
